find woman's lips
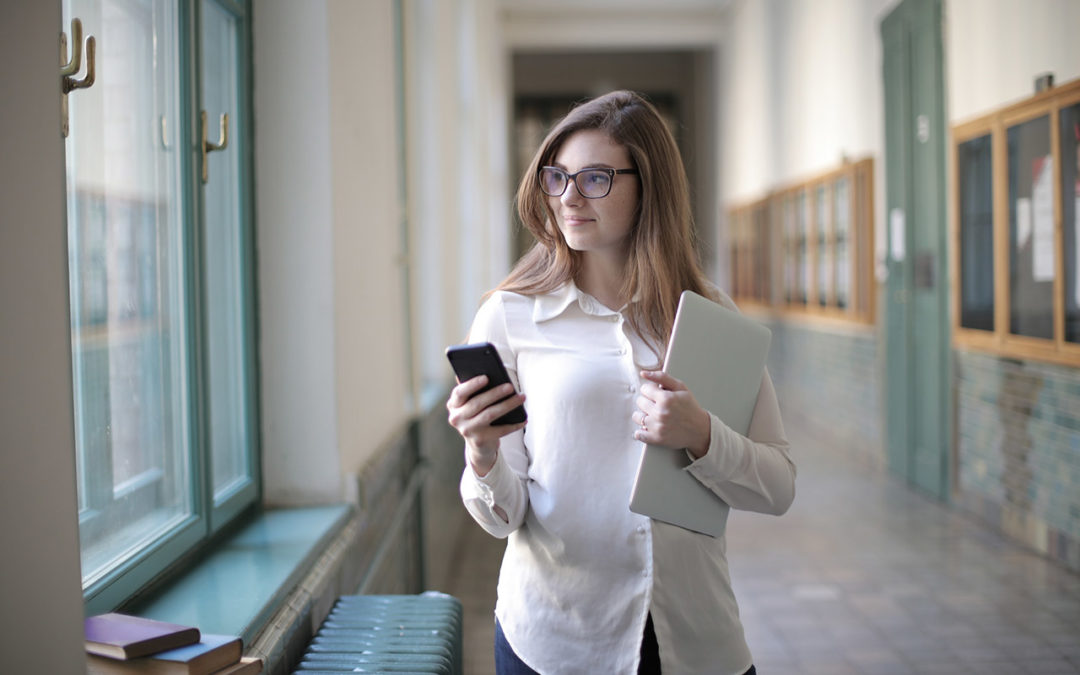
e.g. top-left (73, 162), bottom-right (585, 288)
top-left (562, 215), bottom-right (593, 226)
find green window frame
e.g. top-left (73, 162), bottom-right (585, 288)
top-left (62, 0), bottom-right (258, 614)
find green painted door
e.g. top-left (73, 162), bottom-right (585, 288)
top-left (881, 0), bottom-right (951, 500)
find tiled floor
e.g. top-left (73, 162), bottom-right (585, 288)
top-left (443, 417), bottom-right (1080, 674)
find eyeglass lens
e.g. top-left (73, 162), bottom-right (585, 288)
top-left (539, 167), bottom-right (613, 199)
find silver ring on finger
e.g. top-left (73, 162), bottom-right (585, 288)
top-left (640, 413), bottom-right (648, 431)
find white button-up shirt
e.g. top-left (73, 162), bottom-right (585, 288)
top-left (460, 282), bottom-right (795, 675)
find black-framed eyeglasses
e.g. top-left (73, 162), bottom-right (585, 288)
top-left (538, 166), bottom-right (639, 199)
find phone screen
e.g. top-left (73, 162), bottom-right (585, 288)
top-left (445, 342), bottom-right (527, 425)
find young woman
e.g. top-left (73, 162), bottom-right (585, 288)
top-left (447, 90), bottom-right (795, 675)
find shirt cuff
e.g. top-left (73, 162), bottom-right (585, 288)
top-left (686, 413), bottom-right (739, 485)
top-left (462, 447), bottom-right (515, 510)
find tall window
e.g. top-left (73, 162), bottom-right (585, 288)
top-left (63, 0), bottom-right (256, 614)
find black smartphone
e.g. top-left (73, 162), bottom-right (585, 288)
top-left (445, 342), bottom-right (527, 425)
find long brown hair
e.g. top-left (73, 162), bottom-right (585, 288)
top-left (498, 90), bottom-right (715, 348)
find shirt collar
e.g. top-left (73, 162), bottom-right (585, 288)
top-left (532, 281), bottom-right (639, 323)
top-left (533, 282), bottom-right (582, 323)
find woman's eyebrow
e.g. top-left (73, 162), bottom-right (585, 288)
top-left (549, 161), bottom-right (617, 170)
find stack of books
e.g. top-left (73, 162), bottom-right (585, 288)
top-left (84, 613), bottom-right (262, 675)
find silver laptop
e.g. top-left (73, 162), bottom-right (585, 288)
top-left (628, 290), bottom-right (772, 537)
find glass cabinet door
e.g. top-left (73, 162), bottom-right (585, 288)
top-left (816, 185), bottom-right (831, 307)
top-left (1007, 115), bottom-right (1053, 339)
top-left (1062, 103), bottom-right (1080, 344)
top-left (957, 134), bottom-right (994, 332)
top-left (835, 177), bottom-right (850, 310)
top-left (797, 191), bottom-right (809, 304)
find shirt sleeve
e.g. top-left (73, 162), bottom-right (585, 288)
top-left (458, 293), bottom-right (531, 538)
top-left (685, 368), bottom-right (796, 515)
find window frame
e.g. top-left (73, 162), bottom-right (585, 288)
top-left (69, 0), bottom-right (259, 615)
top-left (729, 157), bottom-right (876, 326)
top-left (950, 77), bottom-right (1080, 367)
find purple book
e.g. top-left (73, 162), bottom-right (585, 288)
top-left (84, 613), bottom-right (200, 660)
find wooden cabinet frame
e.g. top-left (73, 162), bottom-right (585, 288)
top-left (728, 157), bottom-right (875, 326)
top-left (951, 77), bottom-right (1080, 366)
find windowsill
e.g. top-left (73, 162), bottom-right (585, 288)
top-left (124, 504), bottom-right (352, 646)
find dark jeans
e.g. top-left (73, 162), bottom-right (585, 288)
top-left (494, 615), bottom-right (757, 675)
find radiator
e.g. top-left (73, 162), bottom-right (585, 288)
top-left (293, 592), bottom-right (464, 675)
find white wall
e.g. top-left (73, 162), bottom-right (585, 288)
top-left (945, 0), bottom-right (1080, 123)
top-left (326, 0), bottom-right (412, 489)
top-left (502, 1), bottom-right (726, 50)
top-left (0, 1), bottom-right (88, 671)
top-left (718, 0), bottom-right (897, 284)
top-left (406, 0), bottom-right (512, 404)
top-left (254, 0), bottom-right (410, 504)
top-left (719, 0), bottom-right (894, 200)
top-left (253, 1), bottom-right (340, 504)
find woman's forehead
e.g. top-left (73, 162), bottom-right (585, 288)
top-left (552, 129), bottom-right (630, 168)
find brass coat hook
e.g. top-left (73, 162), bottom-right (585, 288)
top-left (60, 18), bottom-right (96, 137)
top-left (60, 19), bottom-right (81, 77)
top-left (201, 111), bottom-right (229, 183)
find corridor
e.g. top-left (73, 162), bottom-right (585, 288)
top-left (444, 414), bottom-right (1080, 674)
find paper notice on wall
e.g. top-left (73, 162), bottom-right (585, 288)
top-left (1032, 155), bottom-right (1055, 282)
top-left (890, 208), bottom-right (905, 262)
top-left (1016, 197), bottom-right (1032, 249)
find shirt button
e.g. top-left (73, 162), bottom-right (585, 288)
top-left (637, 525), bottom-right (647, 534)
top-left (641, 569), bottom-right (649, 578)
top-left (627, 385), bottom-right (635, 393)
top-left (619, 348), bottom-right (627, 355)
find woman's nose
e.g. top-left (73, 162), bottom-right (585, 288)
top-left (560, 177), bottom-right (584, 204)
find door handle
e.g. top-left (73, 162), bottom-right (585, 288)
top-left (201, 111), bottom-right (229, 183)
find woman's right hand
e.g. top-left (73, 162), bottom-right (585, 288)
top-left (446, 375), bottom-right (526, 476)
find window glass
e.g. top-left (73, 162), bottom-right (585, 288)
top-left (754, 204), bottom-right (769, 304)
top-left (1007, 116), bottom-right (1053, 339)
top-left (784, 196), bottom-right (796, 303)
top-left (816, 185), bottom-right (830, 307)
top-left (64, 0), bottom-right (192, 588)
top-left (201, 0), bottom-right (253, 506)
top-left (797, 191), bottom-right (809, 303)
top-left (1062, 103), bottom-right (1080, 343)
top-left (835, 177), bottom-right (850, 309)
top-left (958, 134), bottom-right (994, 331)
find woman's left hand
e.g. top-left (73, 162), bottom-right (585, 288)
top-left (634, 370), bottom-right (712, 459)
